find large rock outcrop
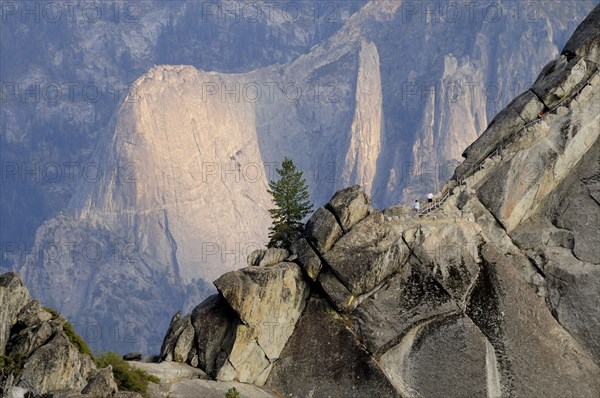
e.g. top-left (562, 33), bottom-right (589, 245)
top-left (0, 273), bottom-right (30, 356)
top-left (0, 272), bottom-right (127, 397)
top-left (159, 8), bottom-right (600, 396)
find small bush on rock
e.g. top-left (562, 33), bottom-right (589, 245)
top-left (95, 351), bottom-right (159, 397)
top-left (44, 307), bottom-right (94, 359)
top-left (226, 386), bottom-right (240, 398)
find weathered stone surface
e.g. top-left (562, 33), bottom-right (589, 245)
top-left (289, 238), bottom-right (322, 281)
top-left (542, 247), bottom-right (600, 365)
top-left (323, 212), bottom-right (409, 296)
top-left (172, 318), bottom-right (194, 363)
top-left (380, 314), bottom-right (496, 398)
top-left (508, 90), bottom-right (545, 123)
top-left (247, 249), bottom-right (290, 267)
top-left (563, 3), bottom-right (600, 63)
top-left (317, 270), bottom-right (356, 313)
top-left (160, 312), bottom-right (193, 363)
top-left (189, 294), bottom-right (238, 378)
top-left (7, 302), bottom-right (59, 361)
top-left (511, 220), bottom-right (574, 251)
top-left (455, 107), bottom-right (525, 180)
top-left (122, 352), bottom-right (142, 361)
top-left (160, 311), bottom-right (183, 362)
top-left (259, 249), bottom-right (289, 267)
top-left (411, 221), bottom-right (483, 305)
top-left (147, 378), bottom-right (276, 398)
top-left (466, 244), bottom-right (600, 397)
top-left (40, 390), bottom-right (85, 398)
top-left (352, 259), bottom-right (460, 354)
top-left (266, 298), bottom-right (401, 398)
top-left (81, 366), bottom-right (118, 397)
top-left (326, 185), bottom-right (371, 232)
top-left (6, 318), bottom-right (57, 359)
top-left (247, 249), bottom-right (264, 267)
top-left (304, 207), bottom-right (343, 254)
top-left (11, 0), bottom-right (599, 358)
top-left (214, 263), bottom-right (309, 361)
top-left (531, 55), bottom-right (597, 108)
top-left (216, 325), bottom-right (270, 385)
top-left (508, 139), bottom-right (600, 365)
top-left (460, 195), bottom-right (543, 288)
top-left (128, 361), bottom-right (209, 384)
top-left (0, 272), bottom-right (31, 355)
top-left (18, 333), bottom-right (96, 394)
top-left (478, 79), bottom-right (599, 232)
top-left (155, 9), bottom-right (600, 396)
top-left (545, 139), bottom-right (600, 263)
top-left (16, 300), bottom-right (53, 328)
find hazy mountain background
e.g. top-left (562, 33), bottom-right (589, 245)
top-left (1, 0), bottom-right (597, 353)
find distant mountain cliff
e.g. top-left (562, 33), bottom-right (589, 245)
top-left (158, 5), bottom-right (600, 396)
top-left (7, 1), bottom-right (598, 353)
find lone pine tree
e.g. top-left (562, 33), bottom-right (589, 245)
top-left (267, 157), bottom-right (313, 248)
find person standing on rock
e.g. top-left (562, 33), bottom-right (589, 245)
top-left (413, 200), bottom-right (420, 213)
top-left (427, 192), bottom-right (434, 203)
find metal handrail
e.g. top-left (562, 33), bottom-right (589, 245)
top-left (457, 70), bottom-right (598, 186)
top-left (396, 70), bottom-right (597, 220)
top-left (418, 188), bottom-right (451, 216)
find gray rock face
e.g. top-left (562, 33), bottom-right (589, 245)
top-left (465, 245), bottom-right (600, 397)
top-left (81, 366), bottom-right (118, 397)
top-left (543, 247), bottom-right (600, 364)
top-left (189, 295), bottom-right (238, 378)
top-left (18, 333), bottom-right (96, 394)
top-left (122, 352), bottom-right (142, 361)
top-left (351, 259), bottom-right (459, 355)
top-left (247, 249), bottom-right (290, 268)
top-left (0, 272), bottom-right (116, 396)
top-left (455, 95), bottom-right (540, 180)
top-left (380, 314), bottom-right (494, 398)
top-left (159, 263), bottom-right (311, 386)
top-left (531, 55), bottom-right (597, 109)
top-left (322, 212), bottom-right (409, 296)
top-left (258, 249), bottom-right (290, 268)
top-left (214, 263), bottom-right (309, 362)
top-left (160, 312), bottom-right (191, 363)
top-left (215, 324), bottom-right (271, 385)
top-left (172, 319), bottom-right (194, 364)
top-left (128, 361), bottom-right (209, 384)
top-left (326, 185), bottom-right (371, 232)
top-left (6, 317), bottom-right (58, 359)
top-left (305, 207), bottom-right (343, 254)
top-left (411, 222), bottom-right (483, 305)
top-left (564, 3), bottom-right (600, 63)
top-left (265, 298), bottom-right (401, 398)
top-left (509, 138), bottom-right (600, 365)
top-left (317, 270), bottom-right (357, 314)
top-left (289, 238), bottom-right (322, 281)
top-left (454, 86), bottom-right (548, 181)
top-left (128, 360), bottom-right (275, 398)
top-left (0, 272), bottom-right (31, 355)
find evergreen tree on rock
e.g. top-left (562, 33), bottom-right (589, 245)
top-left (267, 157), bottom-right (313, 248)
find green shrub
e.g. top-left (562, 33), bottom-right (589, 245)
top-left (44, 307), bottom-right (94, 359)
top-left (95, 351), bottom-right (160, 397)
top-left (226, 387), bottom-right (240, 398)
top-left (0, 354), bottom-right (25, 377)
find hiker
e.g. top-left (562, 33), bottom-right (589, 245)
top-left (413, 200), bottom-right (420, 212)
top-left (427, 192), bottom-right (434, 203)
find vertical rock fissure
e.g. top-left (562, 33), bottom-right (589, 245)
top-left (465, 260), bottom-right (515, 397)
